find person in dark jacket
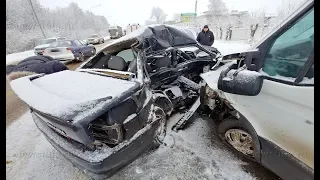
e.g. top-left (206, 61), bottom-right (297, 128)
top-left (6, 55), bottom-right (68, 81)
top-left (196, 25), bottom-right (215, 46)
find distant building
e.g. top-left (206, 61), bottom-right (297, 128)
top-left (164, 20), bottom-right (175, 25)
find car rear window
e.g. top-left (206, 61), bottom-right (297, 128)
top-left (36, 39), bottom-right (56, 46)
top-left (49, 41), bottom-right (72, 47)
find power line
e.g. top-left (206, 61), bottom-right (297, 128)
top-left (28, 0), bottom-right (46, 38)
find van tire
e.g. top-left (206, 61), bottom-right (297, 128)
top-left (218, 118), bottom-right (260, 163)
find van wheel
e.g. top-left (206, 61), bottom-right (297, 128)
top-left (151, 106), bottom-right (167, 149)
top-left (218, 118), bottom-right (260, 162)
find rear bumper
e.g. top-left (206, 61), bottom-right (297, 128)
top-left (44, 54), bottom-right (75, 63)
top-left (32, 105), bottom-right (160, 179)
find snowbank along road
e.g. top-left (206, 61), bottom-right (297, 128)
top-left (6, 40), bottom-right (113, 127)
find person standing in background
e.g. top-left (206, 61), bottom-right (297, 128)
top-left (196, 25), bottom-right (215, 46)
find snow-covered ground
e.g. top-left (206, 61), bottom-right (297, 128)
top-left (6, 112), bottom-right (278, 180)
top-left (213, 40), bottom-right (252, 56)
top-left (6, 50), bottom-right (35, 65)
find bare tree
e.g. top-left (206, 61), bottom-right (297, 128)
top-left (145, 19), bottom-right (156, 25)
top-left (208, 0), bottom-right (228, 15)
top-left (250, 24), bottom-right (259, 38)
top-left (277, 0), bottom-right (301, 22)
top-left (6, 0), bottom-right (110, 54)
top-left (150, 7), bottom-right (167, 24)
top-left (207, 0), bottom-right (229, 30)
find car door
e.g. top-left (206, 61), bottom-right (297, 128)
top-left (74, 40), bottom-right (88, 55)
top-left (226, 7), bottom-right (314, 169)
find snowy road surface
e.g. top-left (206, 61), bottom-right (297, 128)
top-left (212, 41), bottom-right (251, 55)
top-left (6, 112), bottom-right (279, 180)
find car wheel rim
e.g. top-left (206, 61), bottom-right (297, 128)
top-left (154, 108), bottom-right (166, 143)
top-left (225, 129), bottom-right (254, 157)
top-left (79, 53), bottom-right (84, 61)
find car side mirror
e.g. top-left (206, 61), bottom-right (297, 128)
top-left (218, 66), bottom-right (263, 96)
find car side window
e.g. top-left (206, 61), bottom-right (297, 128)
top-left (261, 8), bottom-right (314, 82)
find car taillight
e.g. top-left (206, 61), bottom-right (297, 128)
top-left (66, 48), bottom-right (71, 51)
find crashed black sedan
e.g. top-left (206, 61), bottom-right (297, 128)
top-left (10, 25), bottom-right (220, 179)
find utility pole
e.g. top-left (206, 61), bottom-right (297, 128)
top-left (28, 0), bottom-right (46, 38)
top-left (195, 0), bottom-right (198, 14)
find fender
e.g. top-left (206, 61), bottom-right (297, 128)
top-left (228, 109), bottom-right (262, 162)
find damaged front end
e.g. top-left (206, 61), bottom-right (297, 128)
top-left (10, 70), bottom-right (166, 179)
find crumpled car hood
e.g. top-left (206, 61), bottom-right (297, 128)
top-left (10, 70), bottom-right (140, 122)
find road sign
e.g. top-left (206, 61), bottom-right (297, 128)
top-left (180, 13), bottom-right (197, 22)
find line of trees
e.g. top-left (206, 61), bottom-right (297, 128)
top-left (6, 0), bottom-right (110, 54)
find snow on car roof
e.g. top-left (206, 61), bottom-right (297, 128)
top-left (10, 70), bottom-right (139, 121)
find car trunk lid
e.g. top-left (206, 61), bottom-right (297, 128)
top-left (43, 47), bottom-right (74, 60)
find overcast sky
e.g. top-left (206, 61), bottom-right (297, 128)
top-left (38, 0), bottom-right (305, 27)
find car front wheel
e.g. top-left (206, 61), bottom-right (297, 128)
top-left (152, 106), bottom-right (167, 149)
top-left (218, 118), bottom-right (260, 162)
top-left (78, 52), bottom-right (85, 62)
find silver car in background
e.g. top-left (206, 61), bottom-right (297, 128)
top-left (86, 34), bottom-right (104, 44)
top-left (34, 37), bottom-right (67, 55)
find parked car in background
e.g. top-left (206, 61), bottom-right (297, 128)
top-left (43, 39), bottom-right (96, 64)
top-left (87, 34), bottom-right (104, 44)
top-left (200, 0), bottom-right (314, 180)
top-left (34, 37), bottom-right (67, 55)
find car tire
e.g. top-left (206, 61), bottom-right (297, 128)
top-left (218, 118), bottom-right (260, 163)
top-left (151, 106), bottom-right (167, 149)
top-left (78, 52), bottom-right (85, 62)
top-left (102, 40), bottom-right (104, 43)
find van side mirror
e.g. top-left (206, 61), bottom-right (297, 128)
top-left (218, 65), bottom-right (263, 96)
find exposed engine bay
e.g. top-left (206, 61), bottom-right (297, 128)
top-left (79, 45), bottom-right (219, 148)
